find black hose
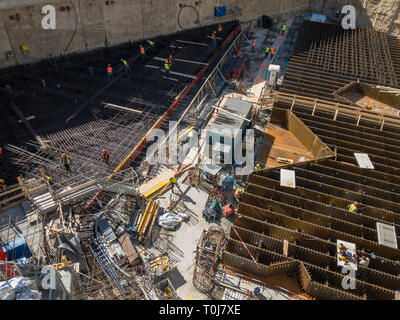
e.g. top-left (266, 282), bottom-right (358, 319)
top-left (177, 4), bottom-right (200, 30)
top-left (63, 0), bottom-right (79, 54)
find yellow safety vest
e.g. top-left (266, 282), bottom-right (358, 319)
top-left (62, 156), bottom-right (70, 165)
top-left (165, 63), bottom-right (170, 70)
top-left (348, 204), bottom-right (357, 212)
top-left (170, 177), bottom-right (177, 184)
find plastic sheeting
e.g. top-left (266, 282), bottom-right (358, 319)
top-left (0, 277), bottom-right (41, 300)
top-left (158, 212), bottom-right (189, 230)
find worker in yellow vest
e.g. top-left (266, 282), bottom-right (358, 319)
top-left (61, 153), bottom-right (71, 173)
top-left (265, 46), bottom-right (270, 56)
top-left (121, 58), bottom-right (131, 73)
top-left (347, 202), bottom-right (358, 213)
top-left (234, 188), bottom-right (243, 202)
top-left (254, 163), bottom-right (261, 171)
top-left (164, 60), bottom-right (170, 74)
top-left (281, 24), bottom-right (287, 35)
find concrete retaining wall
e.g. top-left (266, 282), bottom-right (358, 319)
top-left (0, 0), bottom-right (309, 68)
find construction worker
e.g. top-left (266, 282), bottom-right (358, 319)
top-left (347, 202), bottom-right (358, 213)
top-left (106, 64), bottom-right (113, 81)
top-left (336, 8), bottom-right (341, 18)
top-left (61, 153), bottom-right (71, 173)
top-left (102, 149), bottom-right (110, 165)
top-left (252, 39), bottom-right (256, 53)
top-left (211, 31), bottom-right (217, 47)
top-left (0, 179), bottom-right (6, 192)
top-left (270, 47), bottom-right (275, 56)
top-left (168, 54), bottom-right (174, 65)
top-left (45, 175), bottom-right (53, 185)
top-left (281, 24), bottom-right (287, 35)
top-left (234, 188), bottom-right (243, 202)
top-left (164, 60), bottom-right (170, 74)
top-left (265, 46), bottom-right (270, 56)
top-left (254, 163), bottom-right (261, 171)
top-left (146, 40), bottom-right (155, 47)
top-left (121, 58), bottom-right (131, 73)
top-left (140, 45), bottom-right (145, 60)
top-left (217, 24), bottom-right (222, 36)
top-left (170, 173), bottom-right (179, 193)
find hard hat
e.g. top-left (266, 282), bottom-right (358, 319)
top-left (102, 149), bottom-right (106, 153)
top-left (340, 255), bottom-right (346, 261)
top-left (174, 173), bottom-right (178, 177)
top-left (0, 179), bottom-right (4, 184)
top-left (338, 245), bottom-right (343, 249)
top-left (62, 153), bottom-right (67, 157)
top-left (108, 64), bottom-right (110, 66)
top-left (354, 202), bottom-right (359, 206)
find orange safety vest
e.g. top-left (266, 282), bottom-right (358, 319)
top-left (218, 25), bottom-right (222, 32)
top-left (169, 55), bottom-right (173, 64)
top-left (252, 40), bottom-right (256, 47)
top-left (140, 46), bottom-right (145, 54)
top-left (271, 47), bottom-right (275, 54)
top-left (107, 66), bottom-right (112, 73)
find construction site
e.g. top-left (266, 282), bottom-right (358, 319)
top-left (0, 0), bottom-right (400, 301)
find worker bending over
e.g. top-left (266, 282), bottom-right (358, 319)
top-left (61, 153), bottom-right (71, 172)
top-left (102, 149), bottom-right (110, 165)
top-left (147, 40), bottom-right (155, 47)
top-left (121, 58), bottom-right (131, 73)
top-left (106, 64), bottom-right (113, 81)
top-left (0, 179), bottom-right (6, 192)
top-left (347, 202), bottom-right (358, 213)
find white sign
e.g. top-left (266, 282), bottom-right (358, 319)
top-left (377, 222), bottom-right (398, 249)
top-left (354, 153), bottom-right (374, 169)
top-left (280, 169), bottom-right (295, 188)
top-left (337, 240), bottom-right (357, 271)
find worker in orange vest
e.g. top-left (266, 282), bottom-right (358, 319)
top-left (106, 64), bottom-right (113, 81)
top-left (140, 45), bottom-right (145, 60)
top-left (168, 54), bottom-right (173, 65)
top-left (211, 31), bottom-right (216, 47)
top-left (252, 39), bottom-right (256, 53)
top-left (270, 47), bottom-right (275, 56)
top-left (102, 149), bottom-right (110, 165)
top-left (0, 179), bottom-right (6, 192)
top-left (217, 24), bottom-right (222, 36)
